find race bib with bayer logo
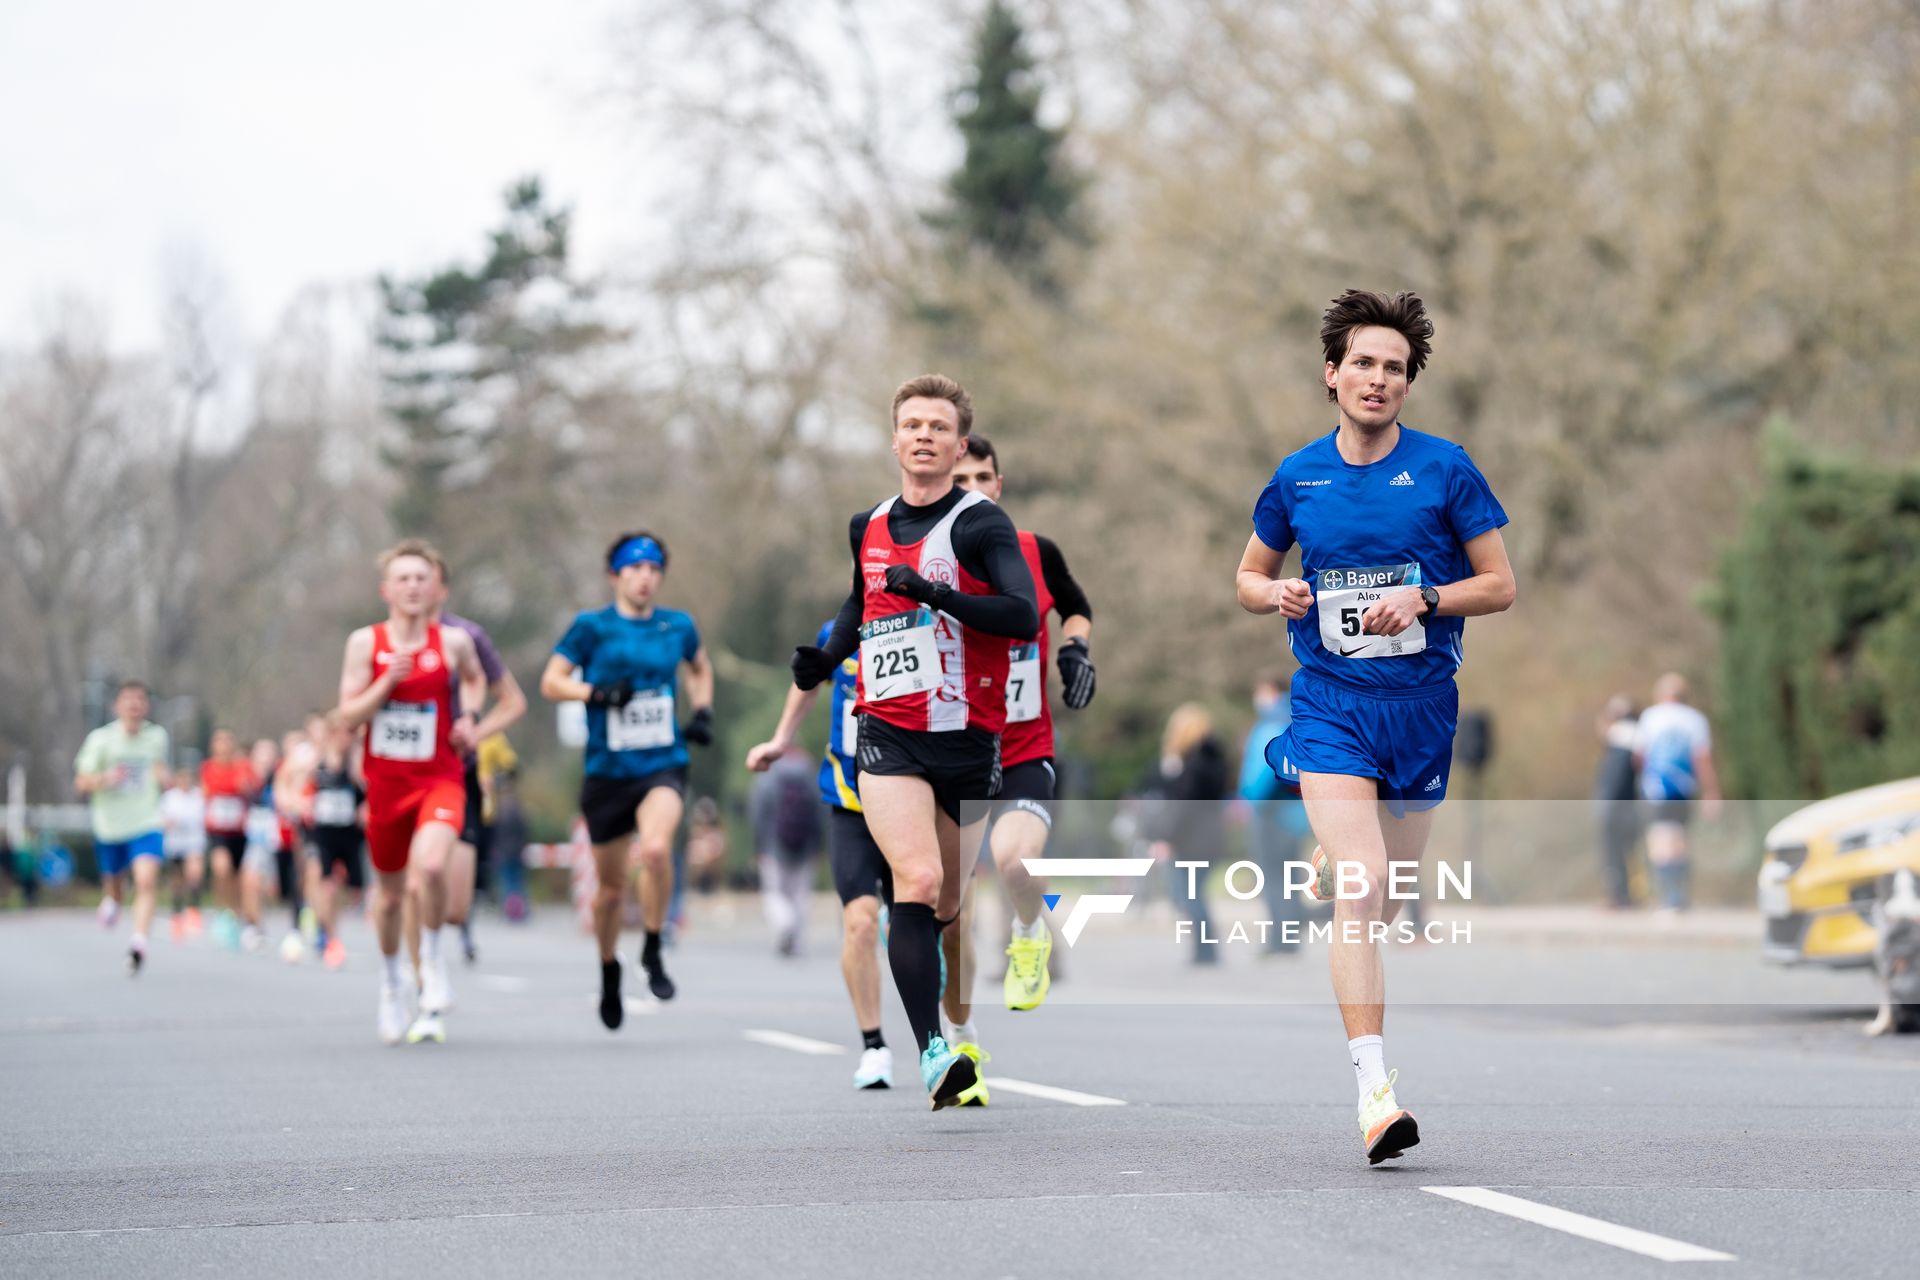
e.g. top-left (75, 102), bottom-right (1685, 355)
top-left (607, 687), bottom-right (676, 753)
top-left (1005, 643), bottom-right (1042, 723)
top-left (370, 700), bottom-right (437, 761)
top-left (860, 608), bottom-right (940, 702)
top-left (1316, 562), bottom-right (1427, 659)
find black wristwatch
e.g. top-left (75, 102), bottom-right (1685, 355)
top-left (1418, 585), bottom-right (1440, 618)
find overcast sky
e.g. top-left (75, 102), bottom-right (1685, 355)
top-left (0, 0), bottom-right (647, 353)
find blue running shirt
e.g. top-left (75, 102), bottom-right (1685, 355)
top-left (816, 620), bottom-right (862, 813)
top-left (1252, 426), bottom-right (1507, 693)
top-left (554, 605), bottom-right (702, 778)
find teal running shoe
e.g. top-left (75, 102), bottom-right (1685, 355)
top-left (919, 1035), bottom-right (977, 1111)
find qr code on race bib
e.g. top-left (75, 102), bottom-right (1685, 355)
top-left (1316, 562), bottom-right (1427, 660)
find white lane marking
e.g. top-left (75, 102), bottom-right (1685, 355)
top-left (984, 1076), bottom-right (1127, 1107)
top-left (476, 975), bottom-right (529, 993)
top-left (621, 998), bottom-right (659, 1015)
top-left (741, 1032), bottom-right (1128, 1105)
top-left (1422, 1186), bottom-right (1735, 1262)
top-left (742, 1029), bottom-right (847, 1055)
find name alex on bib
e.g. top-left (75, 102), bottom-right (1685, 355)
top-left (1316, 562), bottom-right (1426, 660)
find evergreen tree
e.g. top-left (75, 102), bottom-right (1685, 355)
top-left (1711, 433), bottom-right (1920, 798)
top-left (375, 177), bottom-right (613, 646)
top-left (939, 1), bottom-right (1082, 274)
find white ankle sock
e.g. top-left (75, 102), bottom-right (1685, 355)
top-left (1012, 914), bottom-right (1047, 941)
top-left (947, 1019), bottom-right (977, 1046)
top-left (1349, 1035), bottom-right (1388, 1102)
top-left (423, 926), bottom-right (443, 965)
top-left (381, 953), bottom-right (403, 987)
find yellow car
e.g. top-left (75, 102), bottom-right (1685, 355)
top-left (1759, 777), bottom-right (1920, 967)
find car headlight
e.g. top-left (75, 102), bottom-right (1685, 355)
top-left (1836, 813), bottom-right (1920, 854)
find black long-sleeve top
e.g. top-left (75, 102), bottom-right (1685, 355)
top-left (1031, 533), bottom-right (1093, 623)
top-left (818, 488), bottom-right (1040, 664)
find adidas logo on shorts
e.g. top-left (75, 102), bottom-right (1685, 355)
top-left (1423, 776), bottom-right (1442, 792)
top-left (1389, 470), bottom-right (1415, 487)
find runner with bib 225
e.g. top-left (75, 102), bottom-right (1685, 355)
top-left (1235, 289), bottom-right (1516, 1167)
top-left (788, 373), bottom-right (1039, 1112)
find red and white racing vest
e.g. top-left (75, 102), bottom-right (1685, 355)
top-left (1000, 530), bottom-right (1056, 767)
top-left (855, 491), bottom-right (1010, 734)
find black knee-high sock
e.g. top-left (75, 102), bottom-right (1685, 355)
top-left (887, 902), bottom-right (944, 1053)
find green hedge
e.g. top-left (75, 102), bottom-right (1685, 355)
top-left (1711, 432), bottom-right (1920, 798)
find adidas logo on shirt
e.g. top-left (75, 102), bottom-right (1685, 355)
top-left (1389, 471), bottom-right (1415, 487)
top-left (1424, 776), bottom-right (1442, 792)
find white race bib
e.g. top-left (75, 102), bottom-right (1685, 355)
top-left (838, 659), bottom-right (860, 756)
top-left (860, 608), bottom-right (940, 702)
top-left (245, 806), bottom-right (281, 851)
top-left (208, 795), bottom-right (245, 829)
top-left (1005, 643), bottom-right (1042, 723)
top-left (1316, 562), bottom-right (1427, 660)
top-left (607, 687), bottom-right (675, 752)
top-left (314, 788), bottom-right (357, 827)
top-left (370, 700), bottom-right (437, 761)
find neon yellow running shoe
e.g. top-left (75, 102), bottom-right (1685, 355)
top-left (1358, 1069), bottom-right (1420, 1165)
top-left (953, 1042), bottom-right (991, 1107)
top-left (1003, 931), bottom-right (1053, 1011)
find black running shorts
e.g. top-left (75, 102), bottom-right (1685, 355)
top-left (460, 760), bottom-right (485, 845)
top-left (988, 757), bottom-right (1056, 831)
top-left (829, 805), bottom-right (893, 906)
top-left (314, 828), bottom-right (366, 890)
top-left (206, 831), bottom-right (246, 865)
top-left (853, 715), bottom-right (1000, 825)
top-left (580, 769), bottom-right (687, 845)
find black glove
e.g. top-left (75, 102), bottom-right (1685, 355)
top-left (791, 645), bottom-right (837, 691)
top-left (884, 563), bottom-right (950, 607)
top-left (684, 706), bottom-right (714, 746)
top-left (586, 679), bottom-right (634, 708)
top-left (1056, 638), bottom-right (1096, 709)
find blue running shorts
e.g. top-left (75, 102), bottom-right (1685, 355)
top-left (1267, 671), bottom-right (1459, 816)
top-left (96, 830), bottom-right (165, 877)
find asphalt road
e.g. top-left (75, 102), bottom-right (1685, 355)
top-left (2, 898), bottom-right (1914, 1278)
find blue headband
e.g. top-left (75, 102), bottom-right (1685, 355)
top-left (611, 536), bottom-right (665, 572)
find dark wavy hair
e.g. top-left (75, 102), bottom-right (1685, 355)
top-left (1320, 289), bottom-right (1434, 401)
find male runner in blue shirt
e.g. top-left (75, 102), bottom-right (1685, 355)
top-left (1236, 289), bottom-right (1517, 1165)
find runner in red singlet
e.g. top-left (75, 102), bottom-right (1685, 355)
top-left (334, 538), bottom-right (488, 1046)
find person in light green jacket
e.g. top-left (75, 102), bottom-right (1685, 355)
top-left (74, 680), bottom-right (173, 974)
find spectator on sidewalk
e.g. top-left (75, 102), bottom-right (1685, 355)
top-left (751, 744), bottom-right (823, 956)
top-left (1239, 673), bottom-right (1309, 954)
top-left (1594, 694), bottom-right (1641, 909)
top-left (1141, 703), bottom-right (1230, 966)
top-left (1633, 674), bottom-right (1723, 912)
